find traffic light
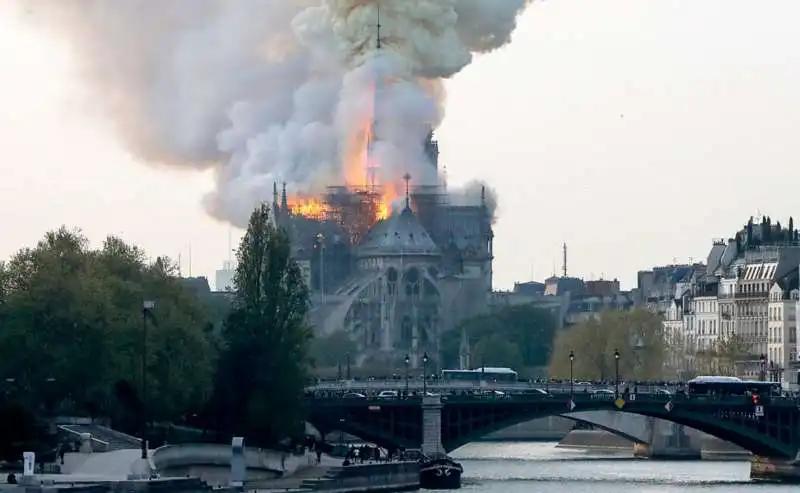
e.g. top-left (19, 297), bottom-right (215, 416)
top-left (752, 393), bottom-right (761, 405)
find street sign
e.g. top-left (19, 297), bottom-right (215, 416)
top-left (568, 400), bottom-right (576, 411)
top-left (755, 405), bottom-right (764, 417)
top-left (629, 394), bottom-right (637, 401)
top-left (614, 398), bottom-right (625, 409)
top-left (664, 401), bottom-right (673, 412)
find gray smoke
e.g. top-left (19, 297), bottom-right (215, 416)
top-left (16, 0), bottom-right (533, 226)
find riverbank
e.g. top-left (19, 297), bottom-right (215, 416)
top-left (556, 430), bottom-right (750, 460)
top-left (255, 460), bottom-right (420, 493)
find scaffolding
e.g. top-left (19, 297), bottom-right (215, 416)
top-left (325, 185), bottom-right (384, 245)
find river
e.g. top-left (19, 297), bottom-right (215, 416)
top-left (449, 442), bottom-right (793, 492)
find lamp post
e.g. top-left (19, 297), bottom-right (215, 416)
top-left (759, 354), bottom-right (767, 382)
top-left (613, 349), bottom-right (620, 398)
top-left (346, 353), bottom-right (351, 381)
top-left (404, 354), bottom-right (410, 396)
top-left (141, 300), bottom-right (155, 460)
top-left (422, 352), bottom-right (429, 395)
top-left (316, 233), bottom-right (326, 304)
top-left (569, 350), bottom-right (575, 396)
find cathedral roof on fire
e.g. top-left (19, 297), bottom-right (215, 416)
top-left (358, 205), bottom-right (440, 258)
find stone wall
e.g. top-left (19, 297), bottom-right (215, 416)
top-left (301, 462), bottom-right (420, 492)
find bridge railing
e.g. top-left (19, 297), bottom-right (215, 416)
top-left (306, 389), bottom-right (800, 407)
top-left (306, 381), bottom-right (671, 395)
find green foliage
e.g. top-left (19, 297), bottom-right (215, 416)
top-left (548, 309), bottom-right (668, 381)
top-left (0, 227), bottom-right (217, 427)
top-left (441, 305), bottom-right (557, 369)
top-left (311, 332), bottom-right (357, 368)
top-left (472, 334), bottom-right (524, 369)
top-left (211, 204), bottom-right (313, 445)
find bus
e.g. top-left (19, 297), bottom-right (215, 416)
top-left (441, 367), bottom-right (518, 384)
top-left (687, 376), bottom-right (779, 398)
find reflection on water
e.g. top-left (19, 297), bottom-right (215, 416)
top-left (446, 442), bottom-right (791, 492)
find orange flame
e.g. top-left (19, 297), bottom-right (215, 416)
top-left (287, 196), bottom-right (328, 219)
top-left (289, 79), bottom-right (398, 225)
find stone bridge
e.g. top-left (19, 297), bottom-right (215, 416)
top-left (306, 382), bottom-right (698, 457)
top-left (306, 392), bottom-right (800, 482)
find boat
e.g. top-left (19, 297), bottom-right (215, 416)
top-left (418, 452), bottom-right (463, 489)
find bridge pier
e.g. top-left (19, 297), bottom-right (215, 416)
top-left (421, 395), bottom-right (444, 455)
top-left (633, 419), bottom-right (701, 460)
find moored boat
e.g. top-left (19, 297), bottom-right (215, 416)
top-left (418, 452), bottom-right (463, 489)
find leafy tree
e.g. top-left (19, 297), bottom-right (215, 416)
top-left (547, 309), bottom-right (668, 381)
top-left (713, 334), bottom-right (751, 374)
top-left (0, 228), bottom-right (217, 430)
top-left (441, 305), bottom-right (557, 370)
top-left (472, 334), bottom-right (523, 370)
top-left (210, 204), bottom-right (312, 445)
top-left (311, 332), bottom-right (358, 369)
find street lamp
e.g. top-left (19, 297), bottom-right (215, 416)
top-left (569, 350), bottom-right (575, 396)
top-left (316, 233), bottom-right (326, 303)
top-left (404, 355), bottom-right (410, 396)
top-left (141, 300), bottom-right (155, 460)
top-left (422, 352), bottom-right (429, 395)
top-left (346, 353), bottom-right (351, 380)
top-left (759, 354), bottom-right (767, 382)
top-left (614, 349), bottom-right (620, 398)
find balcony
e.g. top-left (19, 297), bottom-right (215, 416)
top-left (718, 291), bottom-right (770, 300)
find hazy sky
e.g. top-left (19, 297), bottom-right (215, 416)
top-left (1, 0), bottom-right (799, 291)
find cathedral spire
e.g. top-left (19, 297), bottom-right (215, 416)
top-left (281, 182), bottom-right (288, 213)
top-left (376, 2), bottom-right (382, 50)
top-left (273, 182), bottom-right (280, 213)
top-left (403, 172), bottom-right (411, 210)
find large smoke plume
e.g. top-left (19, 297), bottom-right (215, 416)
top-left (18, 0), bottom-right (531, 226)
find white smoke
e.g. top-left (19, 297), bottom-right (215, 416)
top-left (16, 0), bottom-right (532, 226)
top-left (448, 180), bottom-right (499, 224)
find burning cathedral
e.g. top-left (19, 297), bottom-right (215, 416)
top-left (271, 131), bottom-right (493, 369)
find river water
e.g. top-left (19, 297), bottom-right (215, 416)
top-left (449, 442), bottom-right (793, 492)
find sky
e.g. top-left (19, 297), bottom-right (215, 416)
top-left (1, 0), bottom-right (799, 291)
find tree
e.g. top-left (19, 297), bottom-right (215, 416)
top-left (210, 204), bottom-right (312, 445)
top-left (440, 305), bottom-right (557, 371)
top-left (714, 334), bottom-right (751, 375)
top-left (311, 332), bottom-right (357, 369)
top-left (0, 228), bottom-right (217, 432)
top-left (547, 309), bottom-right (668, 381)
top-left (472, 334), bottom-right (523, 370)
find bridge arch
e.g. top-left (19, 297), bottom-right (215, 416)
top-left (306, 396), bottom-right (799, 459)
top-left (558, 412), bottom-right (649, 444)
top-left (441, 403), bottom-right (794, 457)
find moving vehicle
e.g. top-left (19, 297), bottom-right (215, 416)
top-left (687, 376), bottom-right (779, 398)
top-left (440, 367), bottom-right (518, 383)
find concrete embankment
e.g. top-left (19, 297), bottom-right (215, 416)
top-left (557, 430), bottom-right (750, 460)
top-left (557, 430), bottom-right (633, 452)
top-left (256, 461), bottom-right (420, 493)
top-left (478, 417), bottom-right (574, 442)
